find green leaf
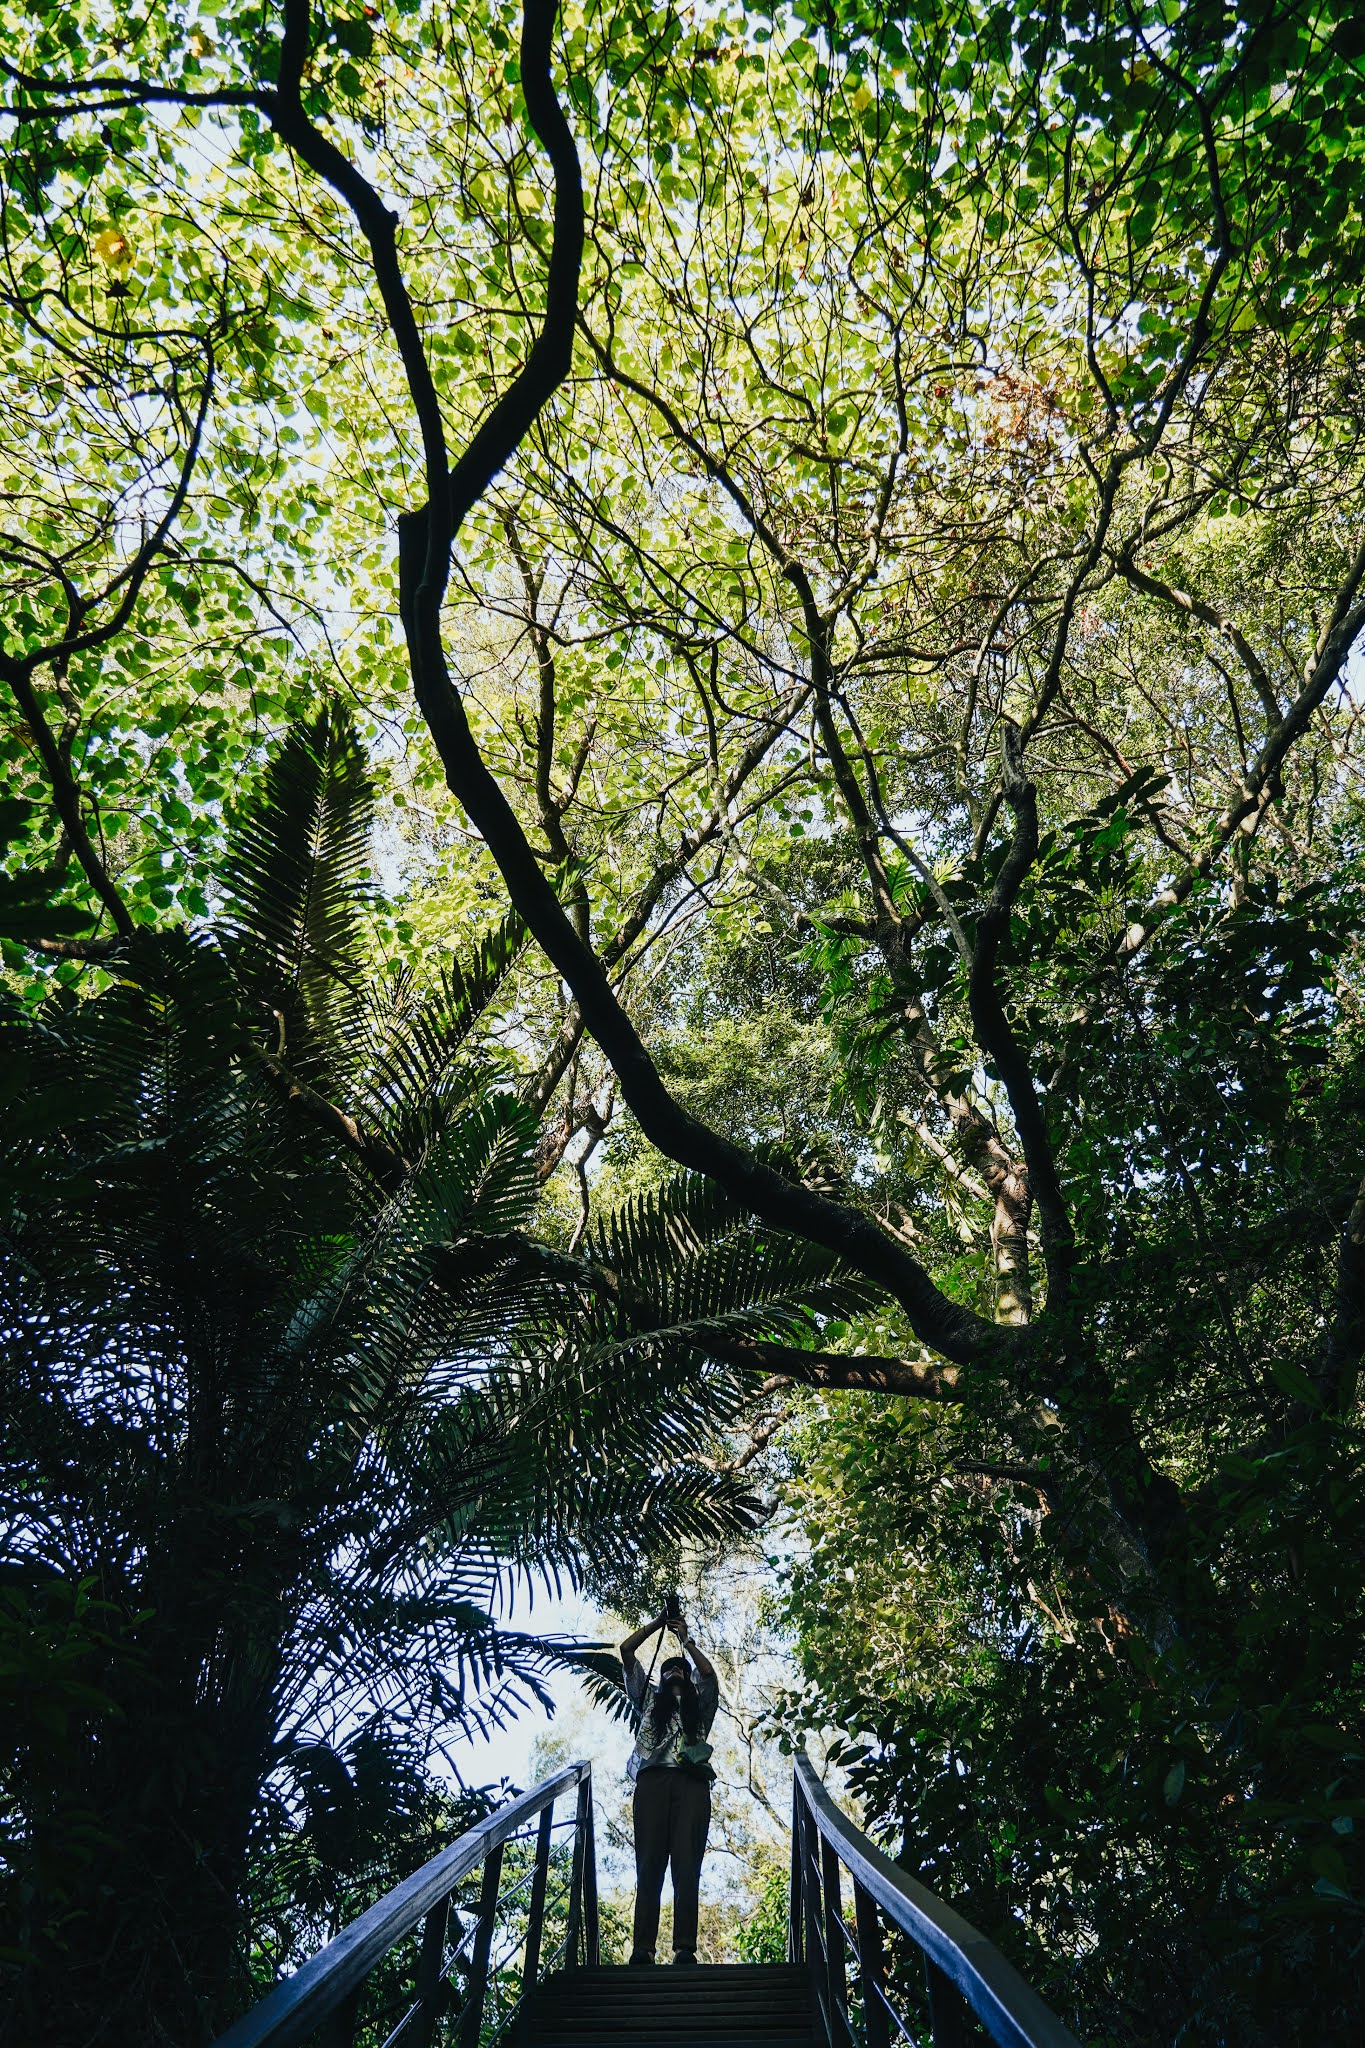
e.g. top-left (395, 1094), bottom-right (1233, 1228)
top-left (1268, 1356), bottom-right (1322, 1408)
top-left (331, 17), bottom-right (374, 59)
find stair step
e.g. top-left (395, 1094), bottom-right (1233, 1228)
top-left (553, 1983), bottom-right (810, 1992)
top-left (536, 1974), bottom-right (810, 1990)
top-left (528, 2029), bottom-right (815, 2042)
top-left (543, 1997), bottom-right (812, 2008)
top-left (523, 1963), bottom-right (816, 2048)
top-left (535, 2019), bottom-right (811, 2029)
top-left (539, 2008), bottom-right (811, 2021)
top-left (535, 1987), bottom-right (809, 2004)
top-left (543, 1968), bottom-right (808, 1982)
top-left (530, 2037), bottom-right (813, 2047)
top-left (546, 1993), bottom-right (812, 2007)
top-left (542, 1966), bottom-right (809, 1974)
top-left (532, 1966), bottom-right (810, 1998)
top-left (529, 2029), bottom-right (811, 2042)
top-left (541, 2000), bottom-right (812, 2013)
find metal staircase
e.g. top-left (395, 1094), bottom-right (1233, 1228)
top-left (521, 1963), bottom-right (816, 2048)
top-left (214, 1756), bottom-right (1081, 2048)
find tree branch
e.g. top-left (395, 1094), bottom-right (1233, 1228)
top-left (258, 1051), bottom-right (409, 1191)
top-left (1320, 1169), bottom-right (1365, 1413)
top-left (0, 661), bottom-right (134, 936)
top-left (1121, 531), bottom-right (1365, 959)
top-left (1113, 548), bottom-right (1280, 729)
top-left (967, 723), bottom-right (1074, 1300)
top-left (721, 1343), bottom-right (963, 1402)
top-left (956, 1459), bottom-right (1059, 1504)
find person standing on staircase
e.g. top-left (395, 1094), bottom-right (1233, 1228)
top-left (619, 1606), bottom-right (719, 1966)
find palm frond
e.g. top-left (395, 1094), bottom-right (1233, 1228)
top-left (403, 1093), bottom-right (543, 1245)
top-left (587, 1169), bottom-right (882, 1357)
top-left (552, 1645), bottom-right (637, 1728)
top-left (219, 704), bottom-right (373, 1064)
top-left (349, 911), bottom-right (526, 1162)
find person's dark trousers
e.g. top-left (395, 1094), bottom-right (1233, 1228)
top-left (631, 1767), bottom-right (711, 1960)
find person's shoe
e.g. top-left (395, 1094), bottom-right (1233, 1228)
top-left (671, 1950), bottom-right (698, 1966)
top-left (628, 1952), bottom-right (655, 1966)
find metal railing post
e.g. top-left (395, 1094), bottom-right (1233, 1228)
top-left (412, 1892), bottom-right (451, 2048)
top-left (565, 1774), bottom-right (590, 1969)
top-left (522, 1801), bottom-right (555, 1990)
top-left (853, 1879), bottom-right (890, 2048)
top-left (821, 1834), bottom-right (852, 2048)
top-left (319, 1987), bottom-right (360, 2048)
top-left (789, 1778), bottom-right (804, 1964)
top-left (459, 1841), bottom-right (504, 2048)
top-left (800, 1801), bottom-right (825, 2035)
top-left (925, 1957), bottom-right (968, 2047)
top-left (582, 1776), bottom-right (600, 1966)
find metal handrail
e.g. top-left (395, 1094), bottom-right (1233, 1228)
top-left (215, 1759), bottom-right (598, 2048)
top-left (791, 1753), bottom-right (1081, 2048)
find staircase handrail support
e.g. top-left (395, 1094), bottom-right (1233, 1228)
top-left (792, 1752), bottom-right (1081, 2048)
top-left (215, 1759), bottom-right (593, 2048)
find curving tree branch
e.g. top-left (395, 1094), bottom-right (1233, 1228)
top-left (967, 722), bottom-right (1074, 1304)
top-left (348, 0), bottom-right (1015, 1374)
top-left (0, 660), bottom-right (133, 936)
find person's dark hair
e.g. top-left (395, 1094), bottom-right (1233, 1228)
top-left (657, 1657), bottom-right (700, 1742)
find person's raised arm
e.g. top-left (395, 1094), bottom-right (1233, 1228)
top-left (620, 1611), bottom-right (667, 1672)
top-left (673, 1616), bottom-right (715, 1684)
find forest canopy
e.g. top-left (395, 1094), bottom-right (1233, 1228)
top-left (2, 0), bottom-right (1364, 2042)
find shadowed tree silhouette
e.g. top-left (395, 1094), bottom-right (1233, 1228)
top-left (0, 709), bottom-right (870, 2045)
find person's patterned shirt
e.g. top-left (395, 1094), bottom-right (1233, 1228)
top-left (624, 1660), bottom-right (718, 1779)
